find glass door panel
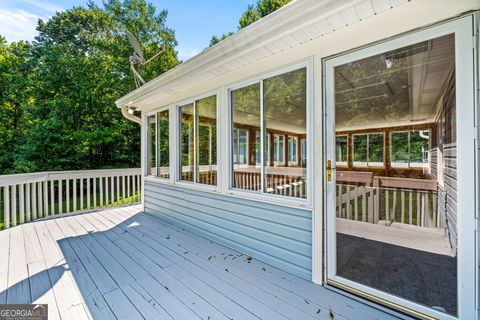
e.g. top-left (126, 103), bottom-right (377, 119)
top-left (324, 27), bottom-right (469, 318)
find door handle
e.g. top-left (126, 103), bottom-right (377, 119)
top-left (326, 160), bottom-right (335, 182)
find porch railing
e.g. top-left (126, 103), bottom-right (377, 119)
top-left (0, 168), bottom-right (142, 230)
top-left (336, 171), bottom-right (440, 228)
top-left (232, 166), bottom-right (307, 198)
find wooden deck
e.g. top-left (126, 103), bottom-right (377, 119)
top-left (0, 205), bottom-right (406, 320)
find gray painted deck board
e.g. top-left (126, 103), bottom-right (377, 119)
top-left (7, 225), bottom-right (30, 304)
top-left (114, 206), bottom-right (398, 320)
top-left (23, 222), bottom-right (62, 320)
top-left (34, 219), bottom-right (90, 320)
top-left (0, 205), bottom-right (407, 320)
top-left (0, 229), bottom-right (10, 304)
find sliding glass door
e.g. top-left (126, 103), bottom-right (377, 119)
top-left (324, 16), bottom-right (475, 319)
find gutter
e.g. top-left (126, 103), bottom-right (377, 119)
top-left (120, 106), bottom-right (142, 125)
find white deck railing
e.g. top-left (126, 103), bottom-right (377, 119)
top-left (0, 168), bottom-right (141, 230)
top-left (336, 172), bottom-right (440, 228)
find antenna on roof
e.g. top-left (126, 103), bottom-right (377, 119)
top-left (125, 29), bottom-right (164, 88)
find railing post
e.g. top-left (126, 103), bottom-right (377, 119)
top-left (66, 179), bottom-right (70, 213)
top-left (87, 178), bottom-right (91, 210)
top-left (38, 182), bottom-right (43, 218)
top-left (73, 178), bottom-right (77, 212)
top-left (132, 175), bottom-right (136, 203)
top-left (4, 186), bottom-right (10, 229)
top-left (100, 177), bottom-right (104, 207)
top-left (43, 181), bottom-right (48, 216)
top-left (127, 175), bottom-right (131, 204)
top-left (122, 176), bottom-right (126, 205)
top-left (110, 176), bottom-right (114, 206)
top-left (59, 180), bottom-right (63, 215)
top-left (50, 181), bottom-right (55, 216)
top-left (80, 178), bottom-right (84, 210)
top-left (32, 182), bottom-right (37, 220)
top-left (12, 185), bottom-right (17, 227)
top-left (93, 178), bottom-right (97, 209)
top-left (19, 184), bottom-right (25, 224)
top-left (26, 183), bottom-right (31, 222)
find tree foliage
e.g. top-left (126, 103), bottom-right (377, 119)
top-left (0, 0), bottom-right (179, 174)
top-left (210, 0), bottom-right (292, 47)
top-left (0, 38), bottom-right (34, 174)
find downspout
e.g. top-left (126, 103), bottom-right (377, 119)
top-left (120, 106), bottom-right (145, 211)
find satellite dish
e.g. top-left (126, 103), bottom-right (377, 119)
top-left (125, 29), bottom-right (164, 88)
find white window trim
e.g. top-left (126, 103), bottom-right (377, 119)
top-left (226, 58), bottom-right (313, 208)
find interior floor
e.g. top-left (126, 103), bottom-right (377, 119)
top-left (337, 233), bottom-right (457, 315)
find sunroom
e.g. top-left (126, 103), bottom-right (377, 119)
top-left (116, 1), bottom-right (479, 319)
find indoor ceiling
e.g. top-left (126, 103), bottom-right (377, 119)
top-left (335, 33), bottom-right (455, 132)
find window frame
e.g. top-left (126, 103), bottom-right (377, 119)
top-left (232, 128), bottom-right (249, 165)
top-left (175, 91), bottom-right (220, 191)
top-left (144, 105), bottom-right (173, 182)
top-left (226, 58), bottom-right (313, 207)
top-left (390, 130), bottom-right (430, 169)
top-left (352, 132), bottom-right (385, 168)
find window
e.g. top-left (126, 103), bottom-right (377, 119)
top-left (256, 132), bottom-right (272, 165)
top-left (335, 135), bottom-right (348, 166)
top-left (288, 137), bottom-right (298, 165)
top-left (233, 129), bottom-right (248, 164)
top-left (231, 66), bottom-right (307, 199)
top-left (180, 103), bottom-right (194, 181)
top-left (196, 95), bottom-right (217, 184)
top-left (352, 133), bottom-right (384, 167)
top-left (300, 138), bottom-right (306, 167)
top-left (273, 134), bottom-right (285, 165)
top-left (157, 110), bottom-right (170, 178)
top-left (232, 83), bottom-right (261, 190)
top-left (179, 95), bottom-right (217, 185)
top-left (146, 115), bottom-right (156, 176)
top-left (146, 111), bottom-right (169, 178)
top-left (391, 130), bottom-right (429, 168)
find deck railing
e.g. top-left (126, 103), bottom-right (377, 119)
top-left (233, 166), bottom-right (307, 198)
top-left (336, 171), bottom-right (440, 228)
top-left (0, 168), bottom-right (141, 230)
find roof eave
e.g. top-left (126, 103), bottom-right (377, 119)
top-left (115, 0), bottom-right (348, 109)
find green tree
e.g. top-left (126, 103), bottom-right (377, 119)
top-left (210, 0), bottom-right (292, 46)
top-left (5, 0), bottom-right (179, 174)
top-left (0, 38), bottom-right (34, 173)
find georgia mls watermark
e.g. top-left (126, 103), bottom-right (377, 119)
top-left (0, 304), bottom-right (47, 320)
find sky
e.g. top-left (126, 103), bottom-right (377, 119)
top-left (0, 0), bottom-right (256, 60)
